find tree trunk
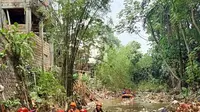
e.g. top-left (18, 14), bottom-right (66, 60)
top-left (149, 21), bottom-right (159, 44)
top-left (191, 8), bottom-right (200, 36)
top-left (62, 54), bottom-right (67, 89)
top-left (67, 65), bottom-right (73, 96)
top-left (62, 18), bottom-right (70, 96)
top-left (66, 45), bottom-right (79, 96)
top-left (180, 23), bottom-right (190, 53)
top-left (176, 26), bottom-right (184, 79)
top-left (170, 74), bottom-right (175, 88)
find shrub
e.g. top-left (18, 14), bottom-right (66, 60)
top-left (1, 98), bottom-right (21, 109)
top-left (137, 80), bottom-right (167, 92)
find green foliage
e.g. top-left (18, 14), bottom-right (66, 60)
top-left (118, 0), bottom-right (200, 90)
top-left (186, 47), bottom-right (200, 84)
top-left (96, 41), bottom-right (142, 90)
top-left (130, 53), bottom-right (153, 84)
top-left (137, 54), bottom-right (152, 68)
top-left (1, 98), bottom-right (21, 108)
top-left (36, 70), bottom-right (65, 97)
top-left (26, 68), bottom-right (67, 105)
top-left (73, 73), bottom-right (79, 80)
top-left (0, 50), bottom-right (7, 69)
top-left (0, 50), bottom-right (6, 58)
top-left (0, 23), bottom-right (35, 62)
top-left (30, 92), bottom-right (42, 103)
top-left (181, 87), bottom-right (192, 98)
top-left (138, 80), bottom-right (167, 92)
top-left (81, 74), bottom-right (89, 82)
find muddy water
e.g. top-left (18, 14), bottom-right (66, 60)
top-left (89, 98), bottom-right (168, 112)
top-left (104, 103), bottom-right (167, 112)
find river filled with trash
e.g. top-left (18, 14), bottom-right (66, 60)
top-left (96, 97), bottom-right (168, 112)
top-left (101, 99), bottom-right (167, 112)
top-left (86, 91), bottom-right (200, 112)
top-left (104, 103), bottom-right (167, 112)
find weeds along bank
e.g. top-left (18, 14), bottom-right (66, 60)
top-left (0, 64), bottom-right (105, 112)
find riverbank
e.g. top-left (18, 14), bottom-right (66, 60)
top-left (73, 80), bottom-right (200, 111)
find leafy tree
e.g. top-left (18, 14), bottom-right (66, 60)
top-left (44, 0), bottom-right (112, 96)
top-left (131, 54), bottom-right (152, 83)
top-left (118, 0), bottom-right (200, 91)
top-left (96, 41), bottom-right (142, 90)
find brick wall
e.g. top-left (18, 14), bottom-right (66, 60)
top-left (5, 24), bottom-right (26, 32)
top-left (32, 35), bottom-right (51, 70)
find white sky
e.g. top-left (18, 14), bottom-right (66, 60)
top-left (107, 0), bottom-right (151, 53)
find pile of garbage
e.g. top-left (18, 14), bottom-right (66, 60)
top-left (165, 98), bottom-right (200, 112)
top-left (135, 92), bottom-right (170, 103)
top-left (134, 91), bottom-right (200, 111)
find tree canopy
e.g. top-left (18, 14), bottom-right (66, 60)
top-left (117, 0), bottom-right (200, 90)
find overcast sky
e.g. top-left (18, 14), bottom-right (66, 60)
top-left (107, 0), bottom-right (151, 53)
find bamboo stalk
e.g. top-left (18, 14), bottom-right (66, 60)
top-left (191, 8), bottom-right (200, 36)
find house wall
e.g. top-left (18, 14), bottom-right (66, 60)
top-left (0, 0), bottom-right (26, 8)
top-left (88, 45), bottom-right (100, 64)
top-left (32, 35), bottom-right (51, 70)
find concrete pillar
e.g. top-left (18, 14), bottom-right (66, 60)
top-left (0, 4), bottom-right (7, 28)
top-left (25, 6), bottom-right (31, 32)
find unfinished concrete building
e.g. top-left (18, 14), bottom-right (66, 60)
top-left (0, 0), bottom-right (53, 69)
top-left (0, 0), bottom-right (53, 100)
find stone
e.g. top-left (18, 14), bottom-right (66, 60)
top-left (0, 84), bottom-right (4, 92)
